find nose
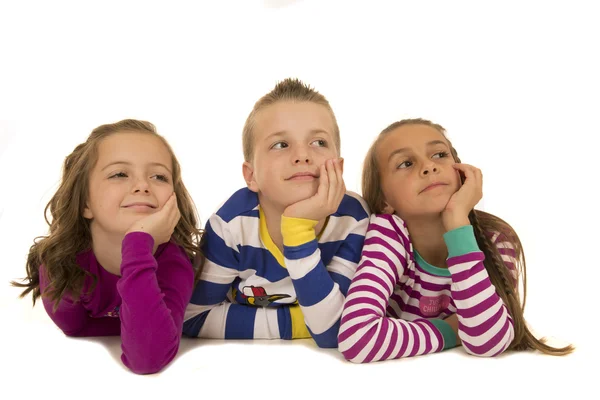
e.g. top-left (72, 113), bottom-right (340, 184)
top-left (292, 146), bottom-right (311, 165)
top-left (132, 177), bottom-right (151, 194)
top-left (421, 162), bottom-right (439, 176)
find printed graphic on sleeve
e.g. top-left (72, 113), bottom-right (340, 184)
top-left (241, 285), bottom-right (291, 306)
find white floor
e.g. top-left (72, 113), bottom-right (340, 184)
top-left (1, 292), bottom-right (591, 400)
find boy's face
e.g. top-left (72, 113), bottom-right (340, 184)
top-left (243, 101), bottom-right (340, 211)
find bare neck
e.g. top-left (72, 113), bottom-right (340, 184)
top-left (404, 214), bottom-right (449, 269)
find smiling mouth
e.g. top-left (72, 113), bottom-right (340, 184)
top-left (420, 183), bottom-right (447, 193)
top-left (287, 173), bottom-right (318, 181)
top-left (123, 203), bottom-right (157, 209)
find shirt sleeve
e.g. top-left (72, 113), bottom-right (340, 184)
top-left (337, 214), bottom-right (453, 363)
top-left (281, 200), bottom-right (370, 348)
top-left (117, 232), bottom-right (195, 374)
top-left (444, 225), bottom-right (515, 357)
top-left (39, 265), bottom-right (121, 337)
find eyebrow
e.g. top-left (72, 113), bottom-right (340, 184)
top-left (387, 140), bottom-right (449, 161)
top-left (264, 129), bottom-right (331, 142)
top-left (101, 161), bottom-right (172, 174)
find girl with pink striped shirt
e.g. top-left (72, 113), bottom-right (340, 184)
top-left (338, 118), bottom-right (572, 362)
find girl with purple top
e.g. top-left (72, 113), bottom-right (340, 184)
top-left (12, 119), bottom-right (202, 374)
top-left (338, 118), bottom-right (573, 362)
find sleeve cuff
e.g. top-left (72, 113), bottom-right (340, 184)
top-left (281, 216), bottom-right (318, 247)
top-left (429, 319), bottom-right (458, 350)
top-left (443, 225), bottom-right (479, 258)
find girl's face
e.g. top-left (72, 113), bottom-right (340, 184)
top-left (83, 131), bottom-right (174, 237)
top-left (376, 124), bottom-right (461, 220)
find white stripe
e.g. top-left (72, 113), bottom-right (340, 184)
top-left (199, 303), bottom-right (231, 339)
top-left (301, 283), bottom-right (344, 334)
top-left (327, 256), bottom-right (358, 280)
top-left (285, 249), bottom-right (320, 280)
top-left (184, 303), bottom-right (214, 322)
top-left (253, 307), bottom-right (281, 339)
top-left (199, 259), bottom-right (239, 285)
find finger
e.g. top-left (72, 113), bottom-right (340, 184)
top-left (326, 159), bottom-right (338, 205)
top-left (317, 163), bottom-right (329, 199)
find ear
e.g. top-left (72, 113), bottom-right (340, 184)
top-left (338, 157), bottom-right (344, 174)
top-left (242, 161), bottom-right (260, 193)
top-left (83, 204), bottom-right (93, 219)
top-left (382, 201), bottom-right (395, 215)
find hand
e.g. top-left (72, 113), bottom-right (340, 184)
top-left (126, 193), bottom-right (181, 253)
top-left (283, 158), bottom-right (345, 221)
top-left (444, 313), bottom-right (462, 346)
top-left (442, 163), bottom-right (482, 231)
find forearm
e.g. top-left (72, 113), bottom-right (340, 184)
top-left (445, 226), bottom-right (515, 356)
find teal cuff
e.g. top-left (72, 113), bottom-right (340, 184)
top-left (429, 319), bottom-right (458, 350)
top-left (443, 225), bottom-right (479, 258)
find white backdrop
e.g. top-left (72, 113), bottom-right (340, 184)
top-left (0, 1), bottom-right (596, 399)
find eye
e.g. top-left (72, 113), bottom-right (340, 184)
top-left (152, 174), bottom-right (169, 183)
top-left (109, 172), bottom-right (128, 179)
top-left (311, 139), bottom-right (327, 147)
top-left (396, 160), bottom-right (413, 169)
top-left (433, 151), bottom-right (450, 159)
top-left (271, 141), bottom-right (288, 150)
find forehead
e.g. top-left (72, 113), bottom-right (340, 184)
top-left (378, 124), bottom-right (448, 159)
top-left (253, 101), bottom-right (336, 142)
top-left (95, 131), bottom-right (172, 167)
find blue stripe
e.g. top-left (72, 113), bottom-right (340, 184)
top-left (203, 220), bottom-right (240, 269)
top-left (330, 271), bottom-right (351, 296)
top-left (292, 263), bottom-right (334, 307)
top-left (331, 194), bottom-right (369, 220)
top-left (283, 240), bottom-right (318, 260)
top-left (238, 246), bottom-right (290, 281)
top-left (278, 306), bottom-right (291, 340)
top-left (224, 304), bottom-right (258, 339)
top-left (216, 188), bottom-right (259, 223)
top-left (182, 311), bottom-right (209, 337)
top-left (190, 280), bottom-right (231, 305)
top-left (309, 320), bottom-right (340, 348)
top-left (338, 233), bottom-right (365, 264)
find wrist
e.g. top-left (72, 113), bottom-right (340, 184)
top-left (443, 215), bottom-right (470, 232)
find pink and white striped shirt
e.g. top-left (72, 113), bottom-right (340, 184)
top-left (338, 213), bottom-right (516, 363)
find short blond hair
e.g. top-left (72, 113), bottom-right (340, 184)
top-left (242, 78), bottom-right (340, 162)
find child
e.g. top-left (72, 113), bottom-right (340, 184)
top-left (338, 118), bottom-right (573, 362)
top-left (12, 119), bottom-right (202, 374)
top-left (183, 78), bottom-right (370, 348)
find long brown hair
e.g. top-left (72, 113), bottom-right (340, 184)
top-left (362, 118), bottom-right (574, 355)
top-left (12, 119), bottom-right (204, 309)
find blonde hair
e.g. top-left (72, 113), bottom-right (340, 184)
top-left (362, 118), bottom-right (574, 356)
top-left (242, 78), bottom-right (340, 162)
top-left (12, 119), bottom-right (203, 310)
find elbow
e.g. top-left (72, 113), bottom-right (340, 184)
top-left (313, 336), bottom-right (338, 349)
top-left (123, 354), bottom-right (174, 375)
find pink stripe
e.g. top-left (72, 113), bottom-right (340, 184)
top-left (458, 294), bottom-right (500, 319)
top-left (462, 317), bottom-right (512, 356)
top-left (451, 261), bottom-right (485, 283)
top-left (459, 304), bottom-right (505, 337)
top-left (381, 321), bottom-right (399, 360)
top-left (453, 276), bottom-right (492, 301)
top-left (364, 318), bottom-right (390, 363)
top-left (447, 252), bottom-right (484, 268)
top-left (347, 283), bottom-right (388, 302)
